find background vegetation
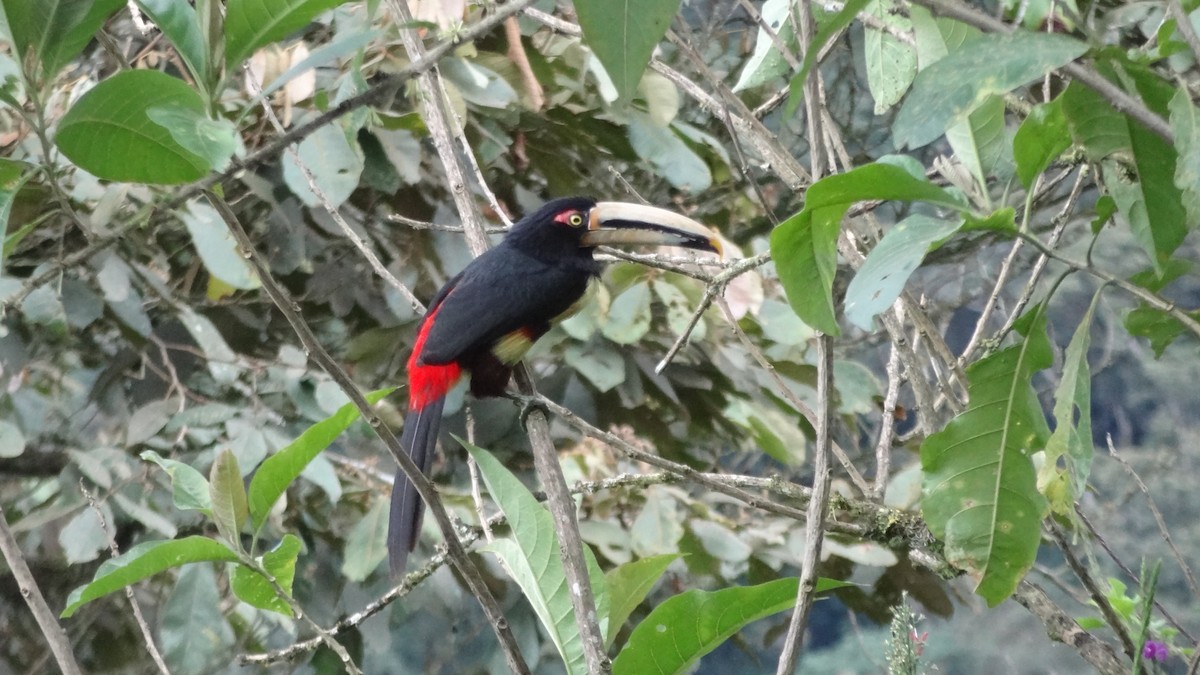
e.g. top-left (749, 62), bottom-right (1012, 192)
top-left (1, 0), bottom-right (1198, 673)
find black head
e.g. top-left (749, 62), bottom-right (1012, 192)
top-left (502, 196), bottom-right (598, 262)
top-left (502, 196), bottom-right (722, 263)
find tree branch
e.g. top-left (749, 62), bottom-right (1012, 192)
top-left (0, 504), bottom-right (84, 675)
top-left (1013, 580), bottom-right (1128, 674)
top-left (776, 333), bottom-right (835, 673)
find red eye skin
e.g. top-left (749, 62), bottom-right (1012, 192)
top-left (554, 210), bottom-right (584, 226)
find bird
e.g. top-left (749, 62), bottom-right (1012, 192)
top-left (389, 196), bottom-right (722, 576)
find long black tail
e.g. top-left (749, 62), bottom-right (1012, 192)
top-left (388, 396), bottom-right (445, 577)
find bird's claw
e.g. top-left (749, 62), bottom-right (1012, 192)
top-left (508, 393), bottom-right (549, 428)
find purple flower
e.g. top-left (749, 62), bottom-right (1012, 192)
top-left (1142, 640), bottom-right (1169, 663)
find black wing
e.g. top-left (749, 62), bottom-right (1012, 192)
top-left (418, 246), bottom-right (590, 366)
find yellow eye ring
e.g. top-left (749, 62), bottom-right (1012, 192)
top-left (568, 213), bottom-right (584, 227)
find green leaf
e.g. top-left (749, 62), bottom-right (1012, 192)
top-left (565, 343), bottom-right (626, 392)
top-left (135, 0), bottom-right (209, 88)
top-left (224, 0), bottom-right (347, 69)
top-left (141, 451), bottom-right (213, 514)
top-left (653, 279), bottom-right (707, 340)
top-left (255, 28), bottom-right (382, 104)
top-left (844, 215), bottom-right (962, 331)
top-left (210, 449), bottom-right (249, 549)
top-left (1102, 147), bottom-right (1187, 275)
top-left (1061, 76), bottom-right (1186, 272)
top-left (806, 163), bottom-right (966, 212)
top-left (340, 497), bottom-right (389, 581)
top-left (441, 57), bottom-right (518, 109)
top-left (962, 207), bottom-right (1017, 233)
top-left (1042, 289), bottom-right (1100, 506)
top-left (59, 506), bottom-right (110, 564)
top-left (785, 0), bottom-right (875, 117)
top-left (921, 312), bottom-right (1052, 606)
top-left (631, 487), bottom-right (683, 557)
top-left (893, 32), bottom-right (1087, 150)
top-left (229, 534), bottom-right (301, 615)
top-left (601, 281), bottom-right (653, 345)
top-left (1169, 88), bottom-right (1200, 224)
top-left (0, 420), bottom-right (26, 458)
top-left (160, 564), bottom-right (234, 675)
top-left (604, 554), bottom-right (678, 647)
top-left (56, 70), bottom-right (210, 184)
top-left (732, 0), bottom-right (795, 92)
top-left (612, 577), bottom-right (852, 674)
top-left (147, 103), bottom-right (240, 172)
top-left (61, 536), bottom-right (239, 617)
top-left (1124, 306), bottom-right (1198, 357)
top-left (946, 95), bottom-right (1008, 199)
top-left (280, 115), bottom-right (364, 208)
top-left (910, 9), bottom-right (1008, 194)
top-left (910, 7), bottom-right (976, 67)
top-left (743, 404), bottom-right (806, 465)
top-left (126, 398), bottom-right (177, 445)
top-left (863, 0), bottom-right (916, 113)
top-left (4, 0), bottom-right (125, 81)
top-left (1059, 80), bottom-right (1127, 161)
top-left (574, 0), bottom-right (681, 103)
top-left (770, 210), bottom-right (840, 334)
top-left (627, 115), bottom-right (711, 191)
top-left (465, 441), bottom-right (609, 675)
top-left (1014, 98), bottom-right (1071, 189)
top-left (770, 163), bottom-right (966, 335)
top-left (0, 158), bottom-right (32, 276)
top-left (178, 307), bottom-right (240, 383)
top-left (247, 388), bottom-right (393, 531)
top-left (179, 200), bottom-right (260, 290)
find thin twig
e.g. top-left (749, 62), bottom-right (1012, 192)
top-left (966, 167), bottom-right (1088, 363)
top-left (666, 28), bottom-right (812, 188)
top-left (872, 345), bottom-right (903, 501)
top-left (387, 213), bottom-right (507, 234)
top-left (655, 283), bottom-right (721, 373)
top-left (244, 63), bottom-right (425, 315)
top-left (716, 296), bottom-right (872, 494)
top-left (1106, 437), bottom-right (1200, 602)
top-left (957, 237), bottom-right (1026, 363)
top-left (466, 405), bottom-right (494, 543)
top-left (1168, 0), bottom-right (1200, 62)
top-left (1016, 232), bottom-right (1200, 340)
top-left (242, 551), bottom-right (363, 674)
top-left (0, 504), bottom-right (84, 675)
top-left (80, 482), bottom-right (170, 675)
top-left (797, 0), bottom-right (827, 180)
top-left (736, 0), bottom-right (801, 69)
top-left (776, 334), bottom-right (834, 673)
top-left (1049, 525), bottom-right (1139, 659)
top-left (1075, 510), bottom-right (1194, 641)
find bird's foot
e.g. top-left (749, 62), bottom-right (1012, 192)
top-left (506, 392), bottom-right (549, 428)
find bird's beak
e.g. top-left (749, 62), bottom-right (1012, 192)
top-left (581, 202), bottom-right (723, 256)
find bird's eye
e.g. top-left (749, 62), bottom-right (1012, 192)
top-left (567, 213), bottom-right (584, 227)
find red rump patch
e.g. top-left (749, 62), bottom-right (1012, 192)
top-left (407, 304), bottom-right (462, 409)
